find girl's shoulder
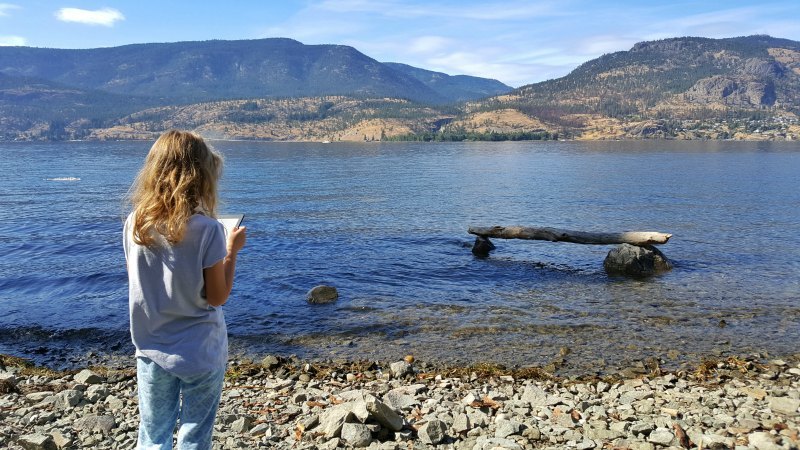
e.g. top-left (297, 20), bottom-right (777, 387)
top-left (188, 213), bottom-right (224, 232)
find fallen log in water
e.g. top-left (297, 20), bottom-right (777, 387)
top-left (468, 226), bottom-right (672, 246)
top-left (468, 225), bottom-right (674, 276)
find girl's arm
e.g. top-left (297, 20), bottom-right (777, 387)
top-left (204, 226), bottom-right (247, 307)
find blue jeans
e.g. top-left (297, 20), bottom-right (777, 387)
top-left (136, 357), bottom-right (226, 450)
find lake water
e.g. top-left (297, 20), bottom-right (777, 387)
top-left (1, 140), bottom-right (798, 375)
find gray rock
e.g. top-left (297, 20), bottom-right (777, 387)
top-left (767, 396), bottom-right (800, 416)
top-left (462, 392), bottom-right (479, 405)
top-left (630, 422), bottom-right (655, 436)
top-left (50, 430), bottom-right (72, 449)
top-left (319, 404), bottom-right (354, 438)
top-left (261, 355), bottom-right (280, 369)
top-left (365, 397), bottom-right (403, 431)
top-left (85, 384), bottom-right (109, 402)
top-left (53, 390), bottom-right (82, 409)
top-left (619, 390), bottom-right (654, 404)
top-left (383, 389), bottom-right (416, 411)
top-left (351, 397), bottom-right (370, 423)
top-left (628, 442), bottom-right (655, 450)
top-left (73, 414), bottom-right (115, 434)
top-left (494, 419), bottom-right (522, 438)
top-left (418, 419), bottom-right (448, 445)
top-left (472, 436), bottom-right (523, 450)
top-left (748, 432), bottom-right (782, 450)
top-left (520, 385), bottom-right (548, 406)
top-left (698, 434), bottom-right (735, 448)
top-left (522, 424), bottom-right (541, 441)
top-left (307, 285), bottom-right (338, 304)
top-left (16, 433), bottom-right (57, 450)
top-left (467, 410), bottom-right (490, 428)
top-left (73, 369), bottom-right (103, 385)
top-left (105, 394), bottom-right (125, 411)
top-left (389, 361), bottom-right (412, 378)
top-left (453, 413), bottom-right (471, 433)
top-left (249, 423), bottom-right (271, 436)
top-left (604, 244), bottom-right (672, 277)
top-left (231, 416), bottom-right (253, 433)
top-left (647, 427), bottom-right (674, 446)
top-left (341, 422), bottom-right (372, 448)
top-left (26, 391), bottom-right (54, 403)
top-left (0, 372), bottom-right (16, 393)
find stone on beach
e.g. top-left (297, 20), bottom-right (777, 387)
top-left (340, 422), bottom-right (372, 447)
top-left (73, 369), bottom-right (103, 385)
top-left (16, 433), bottom-right (57, 450)
top-left (417, 418), bottom-right (448, 444)
top-left (768, 396), bottom-right (800, 416)
top-left (73, 414), bottom-right (116, 434)
top-left (1, 354), bottom-right (798, 450)
top-left (389, 360), bottom-right (412, 378)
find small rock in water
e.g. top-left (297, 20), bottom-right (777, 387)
top-left (604, 243), bottom-right (672, 277)
top-left (306, 285), bottom-right (338, 304)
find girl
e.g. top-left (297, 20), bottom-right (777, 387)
top-left (124, 130), bottom-right (246, 449)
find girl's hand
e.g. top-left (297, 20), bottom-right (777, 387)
top-left (227, 226), bottom-right (246, 255)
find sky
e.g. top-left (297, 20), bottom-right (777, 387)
top-left (1, 1), bottom-right (799, 87)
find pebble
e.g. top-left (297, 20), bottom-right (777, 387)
top-left (1, 355), bottom-right (799, 449)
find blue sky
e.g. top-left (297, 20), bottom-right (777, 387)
top-left (1, 1), bottom-right (798, 87)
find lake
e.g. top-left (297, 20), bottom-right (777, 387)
top-left (1, 140), bottom-right (798, 375)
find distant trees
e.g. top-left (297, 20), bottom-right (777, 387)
top-left (384, 130), bottom-right (556, 142)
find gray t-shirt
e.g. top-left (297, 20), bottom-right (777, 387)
top-left (124, 213), bottom-right (228, 377)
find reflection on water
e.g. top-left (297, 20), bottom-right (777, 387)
top-left (0, 140), bottom-right (799, 374)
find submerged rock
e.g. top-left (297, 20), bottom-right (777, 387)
top-left (307, 285), bottom-right (339, 304)
top-left (604, 243), bottom-right (672, 277)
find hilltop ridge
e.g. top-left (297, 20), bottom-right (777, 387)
top-left (1, 35), bottom-right (798, 141)
top-left (455, 35), bottom-right (799, 140)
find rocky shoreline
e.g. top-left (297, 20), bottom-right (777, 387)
top-left (1, 353), bottom-right (799, 450)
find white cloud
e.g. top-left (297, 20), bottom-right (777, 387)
top-left (0, 35), bottom-right (25, 46)
top-left (408, 36), bottom-right (453, 55)
top-left (0, 3), bottom-right (20, 16)
top-left (55, 7), bottom-right (124, 27)
top-left (315, 0), bottom-right (566, 21)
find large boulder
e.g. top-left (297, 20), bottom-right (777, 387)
top-left (604, 244), bottom-right (672, 277)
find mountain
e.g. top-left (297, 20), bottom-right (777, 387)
top-left (0, 72), bottom-right (159, 139)
top-left (458, 35), bottom-right (800, 139)
top-left (1, 35), bottom-right (799, 141)
top-left (0, 38), bottom-right (502, 105)
top-left (383, 62), bottom-right (512, 102)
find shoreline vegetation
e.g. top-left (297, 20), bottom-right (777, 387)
top-left (2, 352), bottom-right (799, 449)
top-left (5, 108), bottom-right (798, 143)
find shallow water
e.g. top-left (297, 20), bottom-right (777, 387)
top-left (1, 140), bottom-right (798, 374)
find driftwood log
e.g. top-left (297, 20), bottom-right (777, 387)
top-left (468, 225), bottom-right (674, 276)
top-left (468, 226), bottom-right (671, 246)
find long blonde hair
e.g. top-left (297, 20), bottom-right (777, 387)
top-left (130, 130), bottom-right (223, 246)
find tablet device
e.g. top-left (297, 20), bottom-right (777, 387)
top-left (217, 214), bottom-right (244, 238)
